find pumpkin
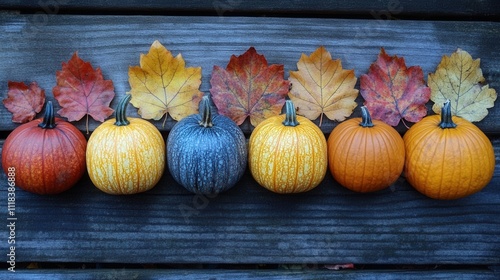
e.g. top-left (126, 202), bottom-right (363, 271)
top-left (327, 106), bottom-right (405, 193)
top-left (1, 101), bottom-right (87, 194)
top-left (86, 94), bottom-right (165, 195)
top-left (403, 100), bottom-right (495, 200)
top-left (167, 95), bottom-right (247, 195)
top-left (248, 100), bottom-right (327, 194)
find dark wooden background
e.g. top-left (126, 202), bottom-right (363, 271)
top-left (0, 1), bottom-right (499, 279)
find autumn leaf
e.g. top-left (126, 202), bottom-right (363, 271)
top-left (3, 81), bottom-right (45, 123)
top-left (210, 47), bottom-right (289, 126)
top-left (288, 46), bottom-right (358, 126)
top-left (428, 48), bottom-right (497, 122)
top-left (53, 52), bottom-right (115, 133)
top-left (360, 48), bottom-right (430, 127)
top-left (128, 40), bottom-right (203, 125)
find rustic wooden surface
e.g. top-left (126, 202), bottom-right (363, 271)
top-left (0, 139), bottom-right (499, 266)
top-left (0, 15), bottom-right (499, 134)
top-left (0, 9), bottom-right (499, 280)
top-left (0, 268), bottom-right (499, 280)
top-left (1, 0), bottom-right (499, 19)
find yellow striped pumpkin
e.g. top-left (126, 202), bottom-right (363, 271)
top-left (248, 100), bottom-right (327, 194)
top-left (86, 94), bottom-right (165, 195)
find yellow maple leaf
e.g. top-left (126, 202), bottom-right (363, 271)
top-left (128, 40), bottom-right (203, 125)
top-left (288, 46), bottom-right (358, 126)
top-left (428, 48), bottom-right (497, 122)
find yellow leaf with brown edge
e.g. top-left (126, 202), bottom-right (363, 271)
top-left (288, 46), bottom-right (358, 126)
top-left (428, 48), bottom-right (497, 122)
top-left (128, 40), bottom-right (203, 126)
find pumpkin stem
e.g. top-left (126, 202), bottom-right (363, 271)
top-left (439, 100), bottom-right (457, 129)
top-left (282, 100), bottom-right (300, 127)
top-left (38, 101), bottom-right (57, 129)
top-left (359, 106), bottom-right (374, 128)
top-left (114, 94), bottom-right (132, 126)
top-left (198, 96), bottom-right (213, 128)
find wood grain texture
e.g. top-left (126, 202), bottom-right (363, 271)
top-left (1, 0), bottom-right (499, 19)
top-left (0, 139), bottom-right (499, 265)
top-left (0, 268), bottom-right (498, 280)
top-left (0, 14), bottom-right (499, 134)
top-left (1, 11), bottom-right (500, 276)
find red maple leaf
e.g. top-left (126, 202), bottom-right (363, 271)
top-left (210, 47), bottom-right (290, 126)
top-left (360, 48), bottom-right (430, 127)
top-left (53, 52), bottom-right (115, 133)
top-left (3, 81), bottom-right (45, 123)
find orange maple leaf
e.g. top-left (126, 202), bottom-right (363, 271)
top-left (3, 81), bottom-right (45, 123)
top-left (288, 46), bottom-right (358, 126)
top-left (53, 52), bottom-right (115, 133)
top-left (210, 47), bottom-right (290, 126)
top-left (128, 40), bottom-right (203, 126)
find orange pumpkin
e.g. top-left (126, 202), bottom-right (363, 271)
top-left (248, 100), bottom-right (327, 194)
top-left (327, 106), bottom-right (405, 192)
top-left (403, 100), bottom-right (495, 200)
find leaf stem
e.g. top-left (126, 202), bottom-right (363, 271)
top-left (282, 100), bottom-right (300, 127)
top-left (86, 114), bottom-right (89, 134)
top-left (401, 119), bottom-right (410, 129)
top-left (38, 101), bottom-right (57, 129)
top-left (162, 114), bottom-right (167, 128)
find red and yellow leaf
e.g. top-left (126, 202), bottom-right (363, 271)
top-left (53, 52), bottom-right (115, 133)
top-left (3, 81), bottom-right (45, 123)
top-left (360, 48), bottom-right (430, 127)
top-left (210, 47), bottom-right (290, 126)
top-left (288, 46), bottom-right (358, 126)
top-left (128, 40), bottom-right (203, 125)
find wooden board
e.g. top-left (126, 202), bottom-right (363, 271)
top-left (0, 139), bottom-right (499, 265)
top-left (0, 15), bottom-right (499, 134)
top-left (1, 0), bottom-right (499, 19)
top-left (0, 268), bottom-right (498, 280)
top-left (1, 11), bottom-right (500, 278)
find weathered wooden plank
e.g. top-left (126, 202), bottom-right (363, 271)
top-left (0, 268), bottom-right (498, 280)
top-left (0, 15), bottom-right (499, 134)
top-left (0, 139), bottom-right (498, 265)
top-left (1, 0), bottom-right (499, 19)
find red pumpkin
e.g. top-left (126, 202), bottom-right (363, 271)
top-left (1, 101), bottom-right (87, 194)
